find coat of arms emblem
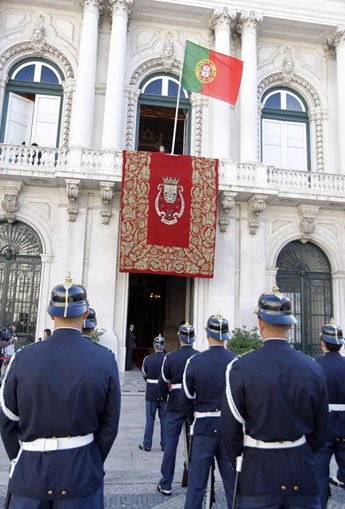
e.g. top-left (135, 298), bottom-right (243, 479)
top-left (155, 176), bottom-right (185, 225)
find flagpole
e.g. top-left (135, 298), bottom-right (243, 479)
top-left (171, 38), bottom-right (187, 155)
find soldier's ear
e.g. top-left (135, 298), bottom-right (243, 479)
top-left (82, 309), bottom-right (89, 320)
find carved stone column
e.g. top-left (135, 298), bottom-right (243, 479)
top-left (1, 182), bottom-right (23, 223)
top-left (102, 0), bottom-right (132, 150)
top-left (99, 182), bottom-right (115, 224)
top-left (327, 25), bottom-right (345, 173)
top-left (218, 191), bottom-right (237, 232)
top-left (65, 179), bottom-right (81, 222)
top-left (209, 8), bottom-right (234, 160)
top-left (236, 11), bottom-right (263, 163)
top-left (69, 0), bottom-right (103, 148)
top-left (297, 204), bottom-right (319, 243)
top-left (248, 194), bottom-right (267, 235)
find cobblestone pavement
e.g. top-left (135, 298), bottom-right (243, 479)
top-left (0, 369), bottom-right (344, 507)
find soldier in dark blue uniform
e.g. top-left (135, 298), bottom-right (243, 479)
top-left (82, 307), bottom-right (97, 339)
top-left (220, 286), bottom-right (329, 509)
top-left (157, 323), bottom-right (199, 496)
top-left (313, 322), bottom-right (345, 508)
top-left (0, 274), bottom-right (121, 509)
top-left (138, 334), bottom-right (166, 452)
top-left (180, 314), bottom-right (236, 509)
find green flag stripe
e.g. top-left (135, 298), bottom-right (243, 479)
top-left (181, 41), bottom-right (210, 93)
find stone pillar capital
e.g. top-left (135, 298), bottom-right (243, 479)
top-left (327, 24), bottom-right (345, 50)
top-left (209, 7), bottom-right (234, 33)
top-left (109, 0), bottom-right (133, 17)
top-left (236, 10), bottom-right (263, 35)
top-left (80, 0), bottom-right (103, 13)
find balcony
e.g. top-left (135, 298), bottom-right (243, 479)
top-left (0, 143), bottom-right (344, 210)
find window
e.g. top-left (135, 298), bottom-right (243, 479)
top-left (137, 74), bottom-right (191, 154)
top-left (261, 89), bottom-right (309, 171)
top-left (0, 60), bottom-right (64, 147)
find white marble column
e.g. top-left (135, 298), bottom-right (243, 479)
top-left (69, 0), bottom-right (102, 148)
top-left (209, 8), bottom-right (232, 160)
top-left (102, 0), bottom-right (132, 150)
top-left (328, 25), bottom-right (345, 173)
top-left (238, 11), bottom-right (262, 163)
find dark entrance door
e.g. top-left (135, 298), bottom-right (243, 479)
top-left (0, 221), bottom-right (42, 346)
top-left (276, 240), bottom-right (333, 357)
top-left (127, 274), bottom-right (191, 367)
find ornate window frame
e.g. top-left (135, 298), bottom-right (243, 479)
top-left (126, 58), bottom-right (203, 156)
top-left (258, 73), bottom-right (324, 172)
top-left (0, 42), bottom-right (74, 147)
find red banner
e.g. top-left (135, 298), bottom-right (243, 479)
top-left (119, 151), bottom-right (218, 278)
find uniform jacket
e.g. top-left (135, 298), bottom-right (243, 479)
top-left (142, 351), bottom-right (165, 402)
top-left (316, 351), bottom-right (345, 439)
top-left (180, 345), bottom-right (236, 435)
top-left (158, 345), bottom-right (199, 412)
top-left (0, 328), bottom-right (121, 500)
top-left (220, 339), bottom-right (328, 496)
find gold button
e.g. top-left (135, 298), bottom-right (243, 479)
top-left (293, 485), bottom-right (299, 491)
top-left (281, 485), bottom-right (287, 491)
top-left (61, 490), bottom-right (67, 496)
top-left (47, 490), bottom-right (53, 496)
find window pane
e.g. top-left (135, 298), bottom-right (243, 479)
top-left (264, 93), bottom-right (281, 109)
top-left (15, 65), bottom-right (35, 82)
top-left (143, 79), bottom-right (162, 95)
top-left (286, 94), bottom-right (304, 112)
top-left (168, 80), bottom-right (179, 97)
top-left (40, 66), bottom-right (59, 84)
top-left (286, 123), bottom-right (306, 170)
top-left (262, 119), bottom-right (282, 167)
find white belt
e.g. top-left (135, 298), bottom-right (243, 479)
top-left (243, 434), bottom-right (306, 449)
top-left (147, 379), bottom-right (158, 384)
top-left (171, 383), bottom-right (182, 389)
top-left (21, 433), bottom-right (94, 452)
top-left (194, 411), bottom-right (221, 418)
top-left (329, 404), bottom-right (345, 412)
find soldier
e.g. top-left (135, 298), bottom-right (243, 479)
top-left (157, 323), bottom-right (199, 496)
top-left (138, 334), bottom-right (166, 452)
top-left (221, 286), bottom-right (329, 509)
top-left (0, 274), bottom-right (121, 508)
top-left (82, 307), bottom-right (97, 339)
top-left (180, 314), bottom-right (236, 509)
top-left (313, 322), bottom-right (345, 508)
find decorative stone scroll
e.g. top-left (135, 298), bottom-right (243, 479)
top-left (99, 182), bottom-right (115, 225)
top-left (65, 179), bottom-right (81, 222)
top-left (248, 194), bottom-right (268, 235)
top-left (218, 191), bottom-right (237, 233)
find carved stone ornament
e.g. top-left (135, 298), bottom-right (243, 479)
top-left (281, 47), bottom-right (295, 86)
top-left (209, 7), bottom-right (235, 33)
top-left (218, 191), bottom-right (237, 233)
top-left (248, 194), bottom-right (268, 235)
top-left (297, 204), bottom-right (319, 243)
top-left (1, 182), bottom-right (24, 223)
top-left (99, 182), bottom-right (115, 225)
top-left (31, 17), bottom-right (47, 57)
top-left (235, 10), bottom-right (263, 35)
top-left (65, 179), bottom-right (81, 222)
top-left (109, 0), bottom-right (133, 18)
top-left (161, 31), bottom-right (176, 72)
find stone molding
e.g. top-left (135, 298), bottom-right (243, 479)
top-left (99, 181), bottom-right (115, 225)
top-left (248, 194), bottom-right (268, 235)
top-left (218, 191), bottom-right (237, 233)
top-left (65, 179), bottom-right (81, 222)
top-left (297, 204), bottom-right (319, 243)
top-left (1, 181), bottom-right (24, 223)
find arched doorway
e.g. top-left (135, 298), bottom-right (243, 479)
top-left (127, 274), bottom-right (193, 366)
top-left (276, 240), bottom-right (333, 357)
top-left (0, 221), bottom-right (42, 346)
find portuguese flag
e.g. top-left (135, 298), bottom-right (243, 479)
top-left (181, 41), bottom-right (244, 105)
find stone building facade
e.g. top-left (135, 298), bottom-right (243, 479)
top-left (1, 0), bottom-right (345, 370)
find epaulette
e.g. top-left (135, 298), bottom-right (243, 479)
top-left (91, 342), bottom-right (113, 353)
top-left (17, 341), bottom-right (42, 353)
